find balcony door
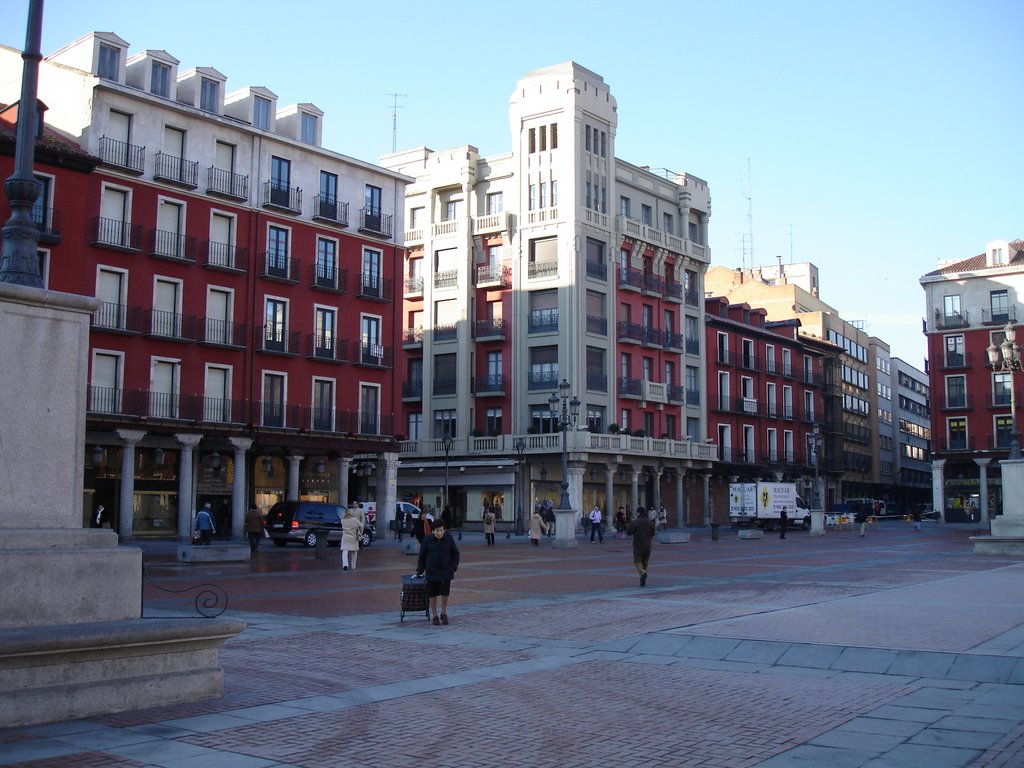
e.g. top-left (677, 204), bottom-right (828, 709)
top-left (149, 359), bottom-right (179, 418)
top-left (204, 365), bottom-right (230, 422)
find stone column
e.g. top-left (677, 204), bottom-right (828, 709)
top-left (931, 458), bottom-right (946, 524)
top-left (338, 456), bottom-right (352, 506)
top-left (381, 453), bottom-right (399, 535)
top-left (675, 470), bottom-right (684, 528)
top-left (174, 433), bottom-right (202, 540)
top-left (703, 473), bottom-right (711, 526)
top-left (568, 462), bottom-right (585, 516)
top-left (229, 437), bottom-right (253, 541)
top-left (992, 459), bottom-right (1024, 537)
top-left (653, 466), bottom-right (663, 517)
top-left (287, 454), bottom-right (303, 501)
top-left (604, 465), bottom-right (614, 526)
top-left (974, 458), bottom-right (991, 528)
top-left (116, 429), bottom-right (145, 540)
top-left (629, 466), bottom-right (639, 514)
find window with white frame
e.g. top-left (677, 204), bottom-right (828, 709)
top-left (434, 409), bottom-right (456, 438)
top-left (485, 192), bottom-right (503, 214)
top-left (300, 112), bottom-right (318, 144)
top-left (253, 96), bottom-right (270, 130)
top-left (203, 364), bottom-right (232, 422)
top-left (152, 277), bottom-right (182, 337)
top-left (98, 44), bottom-right (119, 80)
top-left (767, 428), bottom-right (778, 462)
top-left (312, 378), bottom-right (335, 431)
top-left (95, 267), bottom-right (127, 329)
top-left (90, 350), bottom-right (123, 413)
top-left (407, 412), bottom-right (422, 441)
top-left (151, 60), bottom-right (170, 97)
top-left (314, 306), bottom-right (336, 358)
top-left (784, 430), bottom-right (794, 463)
top-left (360, 384), bottom-right (380, 434)
top-left (200, 78), bottom-right (219, 112)
top-left (262, 371), bottom-right (286, 427)
top-left (205, 287), bottom-right (233, 345)
top-left (149, 357), bottom-right (181, 418)
top-left (485, 408), bottom-right (503, 436)
top-left (264, 297), bottom-right (288, 352)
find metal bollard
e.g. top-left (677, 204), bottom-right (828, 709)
top-left (711, 523), bottom-right (720, 541)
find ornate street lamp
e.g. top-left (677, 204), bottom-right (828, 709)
top-left (548, 379), bottom-right (580, 512)
top-left (807, 425), bottom-right (824, 509)
top-left (514, 437), bottom-right (526, 535)
top-left (987, 322), bottom-right (1023, 460)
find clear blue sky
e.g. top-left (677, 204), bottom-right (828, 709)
top-left (4, 0), bottom-right (1021, 366)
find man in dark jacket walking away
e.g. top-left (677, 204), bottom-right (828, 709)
top-left (626, 506), bottom-right (656, 587)
top-left (416, 520), bottom-right (460, 625)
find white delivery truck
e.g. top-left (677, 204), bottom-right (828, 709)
top-left (729, 482), bottom-right (811, 530)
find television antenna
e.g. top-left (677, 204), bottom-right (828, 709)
top-left (385, 93), bottom-right (407, 153)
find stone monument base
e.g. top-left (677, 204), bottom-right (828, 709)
top-left (0, 616), bottom-right (245, 727)
top-left (657, 531), bottom-right (691, 543)
top-left (551, 509), bottom-right (578, 549)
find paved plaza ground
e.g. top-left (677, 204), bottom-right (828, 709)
top-left (2, 520), bottom-right (1024, 767)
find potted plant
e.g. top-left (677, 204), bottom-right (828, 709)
top-left (607, 423), bottom-right (621, 434)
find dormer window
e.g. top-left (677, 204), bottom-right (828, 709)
top-left (993, 247), bottom-right (1005, 265)
top-left (98, 44), bottom-right (119, 81)
top-left (200, 78), bottom-right (219, 112)
top-left (253, 96), bottom-right (270, 130)
top-left (151, 61), bottom-right (170, 98)
top-left (300, 112), bottom-right (317, 144)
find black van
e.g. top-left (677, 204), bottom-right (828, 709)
top-left (265, 501), bottom-right (373, 548)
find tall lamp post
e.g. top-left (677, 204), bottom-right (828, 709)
top-left (988, 323), bottom-right (1023, 461)
top-left (549, 379), bottom-right (580, 548)
top-left (807, 425), bottom-right (825, 536)
top-left (514, 437), bottom-right (526, 536)
top-left (441, 430), bottom-right (453, 520)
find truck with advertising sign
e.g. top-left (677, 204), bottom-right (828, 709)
top-left (729, 482), bottom-right (811, 530)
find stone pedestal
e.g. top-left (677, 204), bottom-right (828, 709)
top-left (0, 285), bottom-right (243, 726)
top-left (657, 531), bottom-right (691, 543)
top-left (552, 509), bottom-right (578, 549)
top-left (973, 458), bottom-right (1024, 555)
top-left (809, 510), bottom-right (826, 537)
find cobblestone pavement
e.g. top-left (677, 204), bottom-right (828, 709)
top-left (2, 521), bottom-right (1023, 767)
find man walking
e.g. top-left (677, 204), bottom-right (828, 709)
top-left (626, 506), bottom-right (656, 586)
top-left (589, 503), bottom-right (604, 542)
top-left (779, 506), bottom-right (788, 540)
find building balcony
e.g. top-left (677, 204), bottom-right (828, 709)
top-left (619, 377), bottom-right (642, 399)
top-left (529, 371), bottom-right (559, 391)
top-left (933, 435), bottom-right (974, 452)
top-left (432, 219), bottom-right (460, 238)
top-left (257, 328), bottom-right (301, 355)
top-left (939, 351), bottom-right (971, 370)
top-left (92, 302), bottom-right (143, 334)
top-left (986, 392), bottom-right (1015, 408)
top-left (358, 208), bottom-right (393, 239)
top-left (941, 394), bottom-right (973, 411)
top-left (307, 334), bottom-right (348, 363)
top-left (262, 181), bottom-right (302, 214)
top-left (664, 280), bottom-right (683, 302)
top-left (91, 216), bottom-right (142, 252)
top-left (200, 317), bottom-right (246, 348)
top-left (97, 136), bottom-right (144, 174)
top-left (153, 152), bottom-right (198, 188)
top-left (476, 264), bottom-right (511, 288)
top-left (404, 228), bottom-right (424, 246)
top-left (616, 214), bottom-right (667, 249)
top-left (684, 288), bottom-right (699, 308)
top-left (586, 315), bottom-right (608, 336)
top-left (403, 327), bottom-right (423, 347)
top-left (641, 379), bottom-right (667, 404)
top-left (31, 205), bottom-right (61, 245)
top-left (473, 211), bottom-right (509, 235)
top-left (434, 377), bottom-right (457, 396)
top-left (261, 252), bottom-right (298, 283)
top-left (668, 385), bottom-right (685, 404)
top-left (434, 323), bottom-right (458, 343)
top-left (147, 229), bottom-right (197, 263)
top-left (934, 310), bottom-right (969, 330)
top-left (473, 318), bottom-right (506, 340)
top-left (643, 273), bottom-right (663, 295)
top-left (618, 266), bottom-right (643, 292)
top-left (586, 260), bottom-right (607, 281)
top-left (586, 372), bottom-right (608, 393)
top-left (664, 331), bottom-right (685, 352)
top-left (358, 342), bottom-right (393, 368)
top-left (206, 167), bottom-right (248, 200)
top-left (473, 374), bottom-right (506, 396)
top-left (686, 389), bottom-right (701, 406)
top-left (525, 206), bottom-right (558, 225)
top-left (434, 270), bottom-right (458, 290)
top-left (617, 321), bottom-right (663, 346)
top-left (405, 275), bottom-right (424, 297)
top-left (310, 264), bottom-right (348, 294)
top-left (528, 309), bottom-right (558, 334)
top-left (402, 380), bottom-right (423, 401)
top-left (312, 196), bottom-right (349, 227)
top-left (144, 309), bottom-right (197, 342)
top-left (528, 259), bottom-right (558, 279)
top-left (685, 337), bottom-right (700, 355)
top-left (983, 307), bottom-right (1017, 326)
top-left (358, 273), bottom-right (393, 302)
top-left (202, 241), bottom-right (247, 273)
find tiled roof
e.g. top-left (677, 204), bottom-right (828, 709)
top-left (923, 240), bottom-right (1024, 276)
top-left (0, 102), bottom-right (97, 163)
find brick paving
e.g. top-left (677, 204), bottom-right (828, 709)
top-left (2, 522), bottom-right (1023, 767)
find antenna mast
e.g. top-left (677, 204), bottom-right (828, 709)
top-left (744, 157), bottom-right (754, 269)
top-left (385, 93), bottom-right (407, 153)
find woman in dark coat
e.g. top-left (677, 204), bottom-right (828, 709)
top-left (415, 520), bottom-right (460, 625)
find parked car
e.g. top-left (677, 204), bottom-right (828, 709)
top-left (265, 501), bottom-right (374, 548)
